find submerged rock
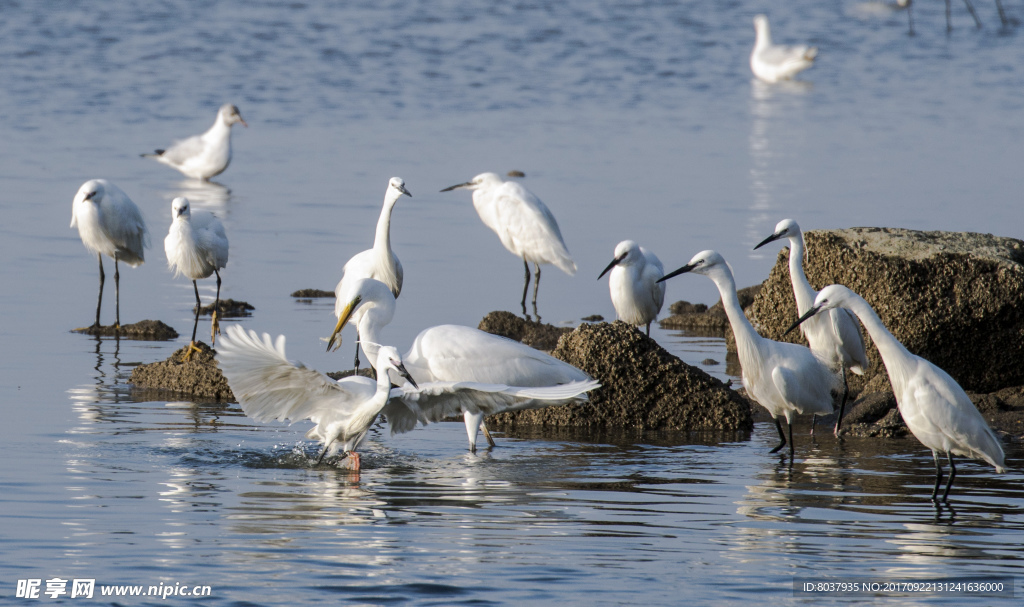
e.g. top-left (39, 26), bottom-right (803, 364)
top-left (72, 319), bottom-right (179, 340)
top-left (129, 341), bottom-right (234, 402)
top-left (291, 288), bottom-right (335, 298)
top-left (489, 321), bottom-right (753, 432)
top-left (197, 298), bottom-right (254, 318)
top-left (477, 310), bottom-right (572, 352)
top-left (748, 228), bottom-right (1024, 394)
top-left (659, 285), bottom-right (761, 353)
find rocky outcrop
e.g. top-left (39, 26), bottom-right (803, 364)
top-left (72, 319), bottom-right (179, 340)
top-left (488, 320), bottom-right (753, 431)
top-left (478, 310), bottom-right (572, 352)
top-left (129, 341), bottom-right (234, 402)
top-left (197, 298), bottom-right (254, 317)
top-left (748, 228), bottom-right (1024, 394)
top-left (660, 285), bottom-right (761, 353)
top-left (291, 288), bottom-right (335, 298)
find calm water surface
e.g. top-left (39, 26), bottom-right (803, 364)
top-left (1, 1), bottom-right (1022, 604)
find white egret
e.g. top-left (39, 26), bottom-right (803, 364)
top-left (218, 326), bottom-right (600, 469)
top-left (657, 251), bottom-right (835, 456)
top-left (440, 172), bottom-right (576, 316)
top-left (755, 219), bottom-right (869, 436)
top-left (789, 285), bottom-right (1005, 502)
top-left (164, 197), bottom-right (229, 358)
top-left (327, 278), bottom-right (597, 452)
top-left (750, 15), bottom-right (817, 84)
top-left (331, 177), bottom-right (412, 372)
top-left (597, 240), bottom-right (666, 336)
top-left (142, 104), bottom-right (247, 181)
top-left (70, 179), bottom-right (150, 329)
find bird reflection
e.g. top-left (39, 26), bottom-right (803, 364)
top-left (167, 179), bottom-right (232, 216)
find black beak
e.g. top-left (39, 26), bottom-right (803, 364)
top-left (597, 253), bottom-right (627, 280)
top-left (84, 191), bottom-right (98, 201)
top-left (399, 185), bottom-right (412, 197)
top-left (785, 305), bottom-right (821, 335)
top-left (754, 231), bottom-right (784, 250)
top-left (656, 262), bottom-right (697, 283)
top-left (396, 363), bottom-right (418, 390)
top-left (440, 182), bottom-right (471, 192)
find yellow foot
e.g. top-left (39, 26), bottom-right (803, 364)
top-left (210, 310), bottom-right (220, 346)
top-left (182, 341), bottom-right (203, 362)
top-left (342, 451), bottom-right (362, 471)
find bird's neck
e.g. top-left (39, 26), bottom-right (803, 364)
top-left (358, 319), bottom-right (383, 368)
top-left (373, 193), bottom-right (399, 256)
top-left (786, 235), bottom-right (816, 315)
top-left (205, 117), bottom-right (231, 141)
top-left (755, 25), bottom-right (771, 49)
top-left (709, 267), bottom-right (763, 348)
top-left (842, 294), bottom-right (913, 387)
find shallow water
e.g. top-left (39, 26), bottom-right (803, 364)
top-left (1, 1), bottom-right (1023, 604)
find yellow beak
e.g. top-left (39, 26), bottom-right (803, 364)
top-left (326, 295), bottom-right (361, 352)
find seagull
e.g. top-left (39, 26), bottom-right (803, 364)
top-left (164, 197), bottom-right (229, 358)
top-left (597, 240), bottom-right (666, 336)
top-left (327, 278), bottom-right (597, 452)
top-left (331, 177), bottom-right (411, 372)
top-left (70, 179), bottom-right (149, 329)
top-left (218, 326), bottom-right (600, 469)
top-left (750, 15), bottom-right (817, 83)
top-left (788, 285), bottom-right (1005, 502)
top-left (657, 250), bottom-right (835, 456)
top-left (755, 219), bottom-right (869, 436)
top-left (142, 104), bottom-right (247, 181)
top-left (440, 172), bottom-right (576, 317)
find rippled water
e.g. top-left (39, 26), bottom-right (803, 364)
top-left (1, 1), bottom-right (1023, 604)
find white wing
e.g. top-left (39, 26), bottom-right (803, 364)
top-left (830, 308), bottom-right (868, 373)
top-left (641, 247), bottom-right (666, 314)
top-left (384, 379), bottom-right (600, 435)
top-left (494, 181), bottom-right (576, 274)
top-left (159, 134), bottom-right (206, 166)
top-left (191, 210), bottom-right (229, 269)
top-left (216, 326), bottom-right (374, 425)
top-left (99, 181), bottom-right (149, 265)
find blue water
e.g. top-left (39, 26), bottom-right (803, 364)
top-left (1, 1), bottom-right (1022, 604)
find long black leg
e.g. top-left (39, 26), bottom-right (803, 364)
top-left (532, 264), bottom-right (541, 308)
top-left (994, 0), bottom-right (1008, 26)
top-left (834, 365), bottom-right (850, 437)
top-left (521, 260), bottom-right (530, 310)
top-left (191, 280), bottom-right (201, 344)
top-left (942, 453), bottom-right (957, 503)
top-left (353, 330), bottom-right (361, 373)
top-left (211, 269), bottom-right (222, 345)
top-left (946, 0), bottom-right (953, 30)
top-left (931, 450), bottom-right (944, 502)
top-left (94, 254), bottom-right (105, 328)
top-left (645, 322), bottom-right (651, 337)
top-left (788, 420), bottom-right (795, 457)
top-left (769, 418), bottom-right (787, 453)
top-left (810, 413), bottom-right (816, 436)
top-left (113, 255), bottom-right (121, 328)
top-left (962, 0), bottom-right (982, 27)
top-left (907, 1), bottom-right (915, 36)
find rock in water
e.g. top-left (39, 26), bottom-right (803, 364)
top-left (129, 341), bottom-right (234, 402)
top-left (488, 320), bottom-right (753, 431)
top-left (478, 310), bottom-right (572, 352)
top-left (748, 228), bottom-right (1024, 393)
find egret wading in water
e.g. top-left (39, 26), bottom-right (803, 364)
top-left (440, 172), bottom-right (576, 318)
top-left (219, 326), bottom-right (599, 469)
top-left (788, 285), bottom-right (1005, 503)
top-left (327, 278), bottom-right (597, 452)
top-left (597, 240), bottom-right (665, 336)
top-left (330, 177), bottom-right (411, 372)
top-left (164, 197), bottom-right (229, 359)
top-left (70, 179), bottom-right (150, 329)
top-left (657, 250), bottom-right (835, 456)
top-left (750, 15), bottom-right (817, 83)
top-left (755, 219), bottom-right (869, 436)
top-left (142, 104), bottom-right (247, 181)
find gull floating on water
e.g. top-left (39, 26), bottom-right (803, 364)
top-left (598, 240), bottom-right (665, 336)
top-left (218, 326), bottom-right (600, 469)
top-left (70, 179), bottom-right (149, 329)
top-left (788, 285), bottom-right (1005, 503)
top-left (164, 197), bottom-right (229, 358)
top-left (441, 172), bottom-right (576, 317)
top-left (750, 15), bottom-right (817, 83)
top-left (142, 104), bottom-right (247, 181)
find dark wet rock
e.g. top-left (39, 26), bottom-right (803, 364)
top-left (72, 319), bottom-right (179, 341)
top-left (507, 170), bottom-right (526, 178)
top-left (701, 358), bottom-right (719, 366)
top-left (972, 386), bottom-right (1024, 441)
top-left (489, 321), bottom-right (753, 431)
top-left (291, 288), bottom-right (335, 298)
top-left (660, 285), bottom-right (761, 352)
top-left (581, 314), bottom-right (604, 322)
top-left (129, 341), bottom-right (234, 402)
top-left (669, 301), bottom-right (708, 315)
top-left (327, 368), bottom-right (376, 381)
top-left (748, 227), bottom-right (1024, 394)
top-left (478, 310), bottom-right (572, 352)
top-left (197, 298), bottom-right (254, 318)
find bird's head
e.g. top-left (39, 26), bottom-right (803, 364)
top-left (598, 240), bottom-right (641, 280)
top-left (657, 249), bottom-right (725, 283)
top-left (220, 103), bottom-right (248, 128)
top-left (75, 179), bottom-right (106, 206)
top-left (375, 346), bottom-right (418, 389)
top-left (439, 172), bottom-right (502, 193)
top-left (388, 177), bottom-right (412, 199)
top-left (754, 218), bottom-right (800, 250)
top-left (326, 278), bottom-right (396, 352)
top-left (753, 14), bottom-right (770, 33)
top-left (171, 197), bottom-right (192, 220)
top-left (785, 284), bottom-right (855, 335)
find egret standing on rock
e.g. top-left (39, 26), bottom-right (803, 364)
top-left (788, 285), bottom-right (1005, 503)
top-left (598, 240), bottom-right (665, 336)
top-left (70, 179), bottom-right (150, 330)
top-left (142, 104), bottom-right (247, 181)
top-left (440, 172), bottom-right (576, 317)
top-left (330, 177), bottom-right (411, 372)
top-left (164, 197), bottom-right (229, 358)
top-left (750, 15), bottom-right (817, 83)
top-left (657, 250), bottom-right (835, 457)
top-left (219, 326), bottom-right (599, 469)
top-left (755, 219), bottom-right (869, 436)
top-left (327, 278), bottom-right (597, 452)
